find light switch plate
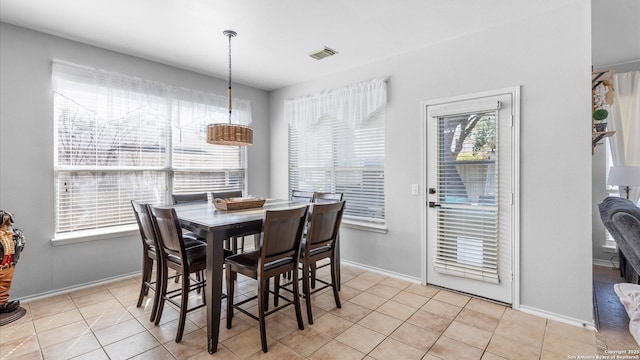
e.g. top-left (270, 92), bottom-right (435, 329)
top-left (411, 184), bottom-right (419, 195)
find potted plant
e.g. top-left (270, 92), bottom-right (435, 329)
top-left (593, 108), bottom-right (609, 133)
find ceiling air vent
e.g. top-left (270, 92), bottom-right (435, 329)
top-left (309, 46), bottom-right (338, 60)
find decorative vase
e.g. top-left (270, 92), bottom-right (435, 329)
top-left (595, 122), bottom-right (607, 133)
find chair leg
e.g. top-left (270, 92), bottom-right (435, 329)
top-left (231, 237), bottom-right (238, 254)
top-left (154, 262), bottom-right (168, 325)
top-left (258, 279), bottom-right (268, 353)
top-left (263, 279), bottom-right (270, 312)
top-left (239, 236), bottom-right (245, 254)
top-left (292, 266), bottom-right (305, 330)
top-left (137, 256), bottom-right (153, 308)
top-left (175, 270), bottom-right (189, 342)
top-left (200, 270), bottom-right (206, 304)
top-left (226, 267), bottom-right (235, 329)
top-left (253, 234), bottom-right (260, 251)
top-left (311, 263), bottom-right (317, 289)
top-left (150, 259), bottom-right (163, 323)
top-left (302, 261), bottom-right (313, 324)
top-left (273, 276), bottom-right (280, 307)
top-left (330, 256), bottom-right (341, 309)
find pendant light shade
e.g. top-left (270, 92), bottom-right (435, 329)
top-left (207, 123), bottom-right (253, 146)
top-left (207, 30), bottom-right (253, 146)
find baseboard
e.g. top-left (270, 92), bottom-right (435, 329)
top-left (341, 260), bottom-right (422, 284)
top-left (342, 260), bottom-right (597, 331)
top-left (17, 271), bottom-right (141, 304)
top-left (518, 305), bottom-right (596, 331)
top-left (593, 258), bottom-right (619, 268)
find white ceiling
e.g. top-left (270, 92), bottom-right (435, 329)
top-left (1, 0), bottom-right (636, 91)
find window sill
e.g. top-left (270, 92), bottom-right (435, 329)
top-left (342, 219), bottom-right (388, 233)
top-left (51, 225), bottom-right (139, 246)
top-left (51, 219), bottom-right (387, 245)
top-left (602, 242), bottom-right (618, 254)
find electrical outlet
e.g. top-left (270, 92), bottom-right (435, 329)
top-left (411, 184), bottom-right (419, 195)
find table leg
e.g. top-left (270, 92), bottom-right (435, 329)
top-left (206, 230), bottom-right (224, 354)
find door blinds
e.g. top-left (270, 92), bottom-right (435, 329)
top-left (431, 100), bottom-right (501, 284)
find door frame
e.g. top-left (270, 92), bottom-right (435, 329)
top-left (420, 86), bottom-right (520, 308)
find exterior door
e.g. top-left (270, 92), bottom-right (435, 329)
top-left (425, 90), bottom-right (517, 304)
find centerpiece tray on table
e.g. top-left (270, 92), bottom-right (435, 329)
top-left (213, 196), bottom-right (266, 211)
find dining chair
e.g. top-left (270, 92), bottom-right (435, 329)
top-left (212, 190), bottom-right (260, 254)
top-left (280, 190), bottom-right (315, 281)
top-left (172, 192), bottom-right (209, 204)
top-left (276, 201), bottom-right (345, 324)
top-left (170, 193), bottom-right (209, 284)
top-left (290, 190), bottom-right (314, 203)
top-left (225, 205), bottom-right (309, 353)
top-left (150, 205), bottom-right (233, 342)
top-left (131, 200), bottom-right (207, 322)
top-left (312, 191), bottom-right (344, 204)
top-left (212, 190), bottom-right (242, 200)
top-left (310, 192), bottom-right (344, 288)
top-left (131, 200), bottom-right (162, 322)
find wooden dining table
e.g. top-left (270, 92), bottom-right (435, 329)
top-left (173, 198), bottom-right (310, 354)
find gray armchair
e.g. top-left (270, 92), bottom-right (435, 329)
top-left (598, 197), bottom-right (640, 283)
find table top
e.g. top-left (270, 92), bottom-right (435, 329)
top-left (173, 198), bottom-right (308, 232)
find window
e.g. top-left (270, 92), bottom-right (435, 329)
top-left (604, 138), bottom-right (618, 250)
top-left (53, 62), bottom-right (251, 235)
top-left (286, 78), bottom-right (386, 225)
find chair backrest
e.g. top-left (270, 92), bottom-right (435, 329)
top-left (312, 192), bottom-right (344, 204)
top-left (291, 190), bottom-right (314, 203)
top-left (131, 200), bottom-right (157, 250)
top-left (149, 206), bottom-right (188, 262)
top-left (260, 206), bottom-right (309, 268)
top-left (212, 190), bottom-right (243, 200)
top-left (306, 201), bottom-right (345, 252)
top-left (172, 193), bottom-right (208, 205)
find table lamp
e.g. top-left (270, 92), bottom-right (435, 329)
top-left (607, 166), bottom-right (640, 200)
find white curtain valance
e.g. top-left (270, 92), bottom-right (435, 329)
top-left (52, 60), bottom-right (252, 129)
top-left (285, 77), bottom-right (386, 130)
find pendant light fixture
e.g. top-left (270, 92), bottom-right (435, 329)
top-left (207, 30), bottom-right (253, 146)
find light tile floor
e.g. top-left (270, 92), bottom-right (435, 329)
top-left (0, 263), bottom-right (634, 359)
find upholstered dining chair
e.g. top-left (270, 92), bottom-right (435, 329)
top-left (150, 205), bottom-right (231, 342)
top-left (131, 200), bottom-right (207, 322)
top-left (225, 206), bottom-right (309, 353)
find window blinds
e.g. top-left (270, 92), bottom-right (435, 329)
top-left (53, 61), bottom-right (249, 234)
top-left (287, 78), bottom-right (386, 223)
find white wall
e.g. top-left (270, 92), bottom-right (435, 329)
top-left (270, 1), bottom-right (594, 324)
top-left (0, 23), bottom-right (270, 299)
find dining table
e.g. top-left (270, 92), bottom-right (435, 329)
top-left (173, 198), bottom-right (313, 354)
